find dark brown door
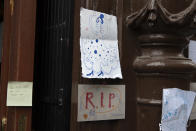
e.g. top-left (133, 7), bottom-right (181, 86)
top-left (32, 0), bottom-right (74, 130)
top-left (70, 0), bottom-right (196, 131)
top-left (0, 0), bottom-right (195, 131)
top-left (33, 0), bottom-right (196, 130)
top-left (0, 0), bottom-right (36, 130)
top-left (70, 0), bottom-right (138, 130)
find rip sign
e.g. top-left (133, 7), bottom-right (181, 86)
top-left (78, 84), bottom-right (125, 121)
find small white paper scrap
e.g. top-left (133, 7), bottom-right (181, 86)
top-left (161, 88), bottom-right (196, 131)
top-left (190, 82), bottom-right (196, 120)
top-left (80, 8), bottom-right (122, 79)
top-left (189, 40), bottom-right (196, 63)
top-left (7, 81), bottom-right (33, 106)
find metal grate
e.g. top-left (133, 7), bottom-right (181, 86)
top-left (33, 0), bottom-right (74, 130)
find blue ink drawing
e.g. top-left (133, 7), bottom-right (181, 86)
top-left (96, 39), bottom-right (99, 43)
top-left (80, 9), bottom-right (122, 78)
top-left (98, 71), bottom-right (104, 76)
top-left (87, 71), bottom-right (94, 76)
top-left (89, 13), bottom-right (108, 39)
top-left (89, 109), bottom-right (96, 116)
top-left (96, 14), bottom-right (104, 24)
top-left (81, 38), bottom-right (120, 78)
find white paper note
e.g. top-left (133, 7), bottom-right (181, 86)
top-left (161, 88), bottom-right (196, 131)
top-left (189, 40), bottom-right (196, 63)
top-left (7, 81), bottom-right (33, 106)
top-left (77, 84), bottom-right (125, 121)
top-left (80, 8), bottom-right (122, 79)
top-left (190, 83), bottom-right (196, 120)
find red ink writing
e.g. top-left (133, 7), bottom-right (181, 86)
top-left (101, 92), bottom-right (105, 108)
top-left (85, 92), bottom-right (116, 109)
top-left (86, 92), bottom-right (95, 109)
top-left (109, 93), bottom-right (115, 108)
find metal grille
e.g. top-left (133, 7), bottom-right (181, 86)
top-left (33, 0), bottom-right (74, 130)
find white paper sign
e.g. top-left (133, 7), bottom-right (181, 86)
top-left (77, 84), bottom-right (125, 121)
top-left (190, 82), bottom-right (196, 120)
top-left (189, 40), bottom-right (196, 63)
top-left (80, 8), bottom-right (122, 79)
top-left (7, 81), bottom-right (33, 106)
top-left (161, 88), bottom-right (196, 131)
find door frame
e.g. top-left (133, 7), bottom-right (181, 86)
top-left (0, 0), bottom-right (36, 130)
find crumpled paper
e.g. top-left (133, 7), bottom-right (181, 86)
top-left (161, 88), bottom-right (196, 131)
top-left (80, 8), bottom-right (122, 79)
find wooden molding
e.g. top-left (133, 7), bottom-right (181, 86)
top-left (126, 0), bottom-right (196, 74)
top-left (126, 0), bottom-right (196, 33)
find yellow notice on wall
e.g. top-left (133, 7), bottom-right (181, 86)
top-left (6, 81), bottom-right (33, 106)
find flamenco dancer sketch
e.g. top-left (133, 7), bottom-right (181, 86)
top-left (80, 8), bottom-right (122, 79)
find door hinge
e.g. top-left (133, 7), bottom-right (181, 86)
top-left (1, 117), bottom-right (7, 131)
top-left (10, 0), bottom-right (14, 16)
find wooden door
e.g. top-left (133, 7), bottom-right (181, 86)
top-left (32, 0), bottom-right (196, 130)
top-left (0, 0), bottom-right (36, 130)
top-left (1, 0), bottom-right (194, 131)
top-left (70, 0), bottom-right (196, 131)
top-left (32, 0), bottom-right (74, 130)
